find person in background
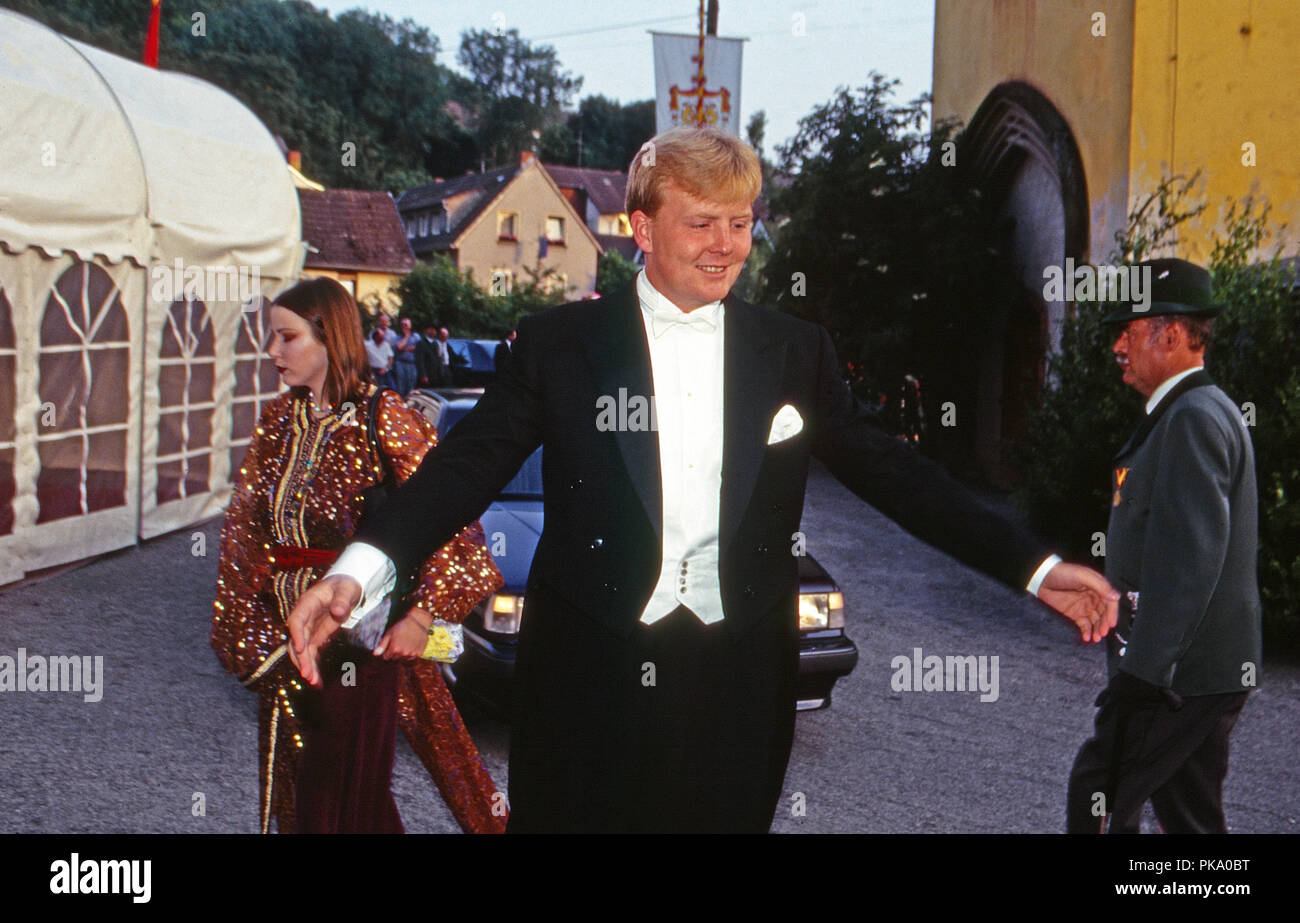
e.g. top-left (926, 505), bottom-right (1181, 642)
top-left (1067, 258), bottom-right (1260, 834)
top-left (211, 277), bottom-right (505, 834)
top-left (365, 327), bottom-right (395, 391)
top-left (416, 322), bottom-right (444, 388)
top-left (391, 317), bottom-right (421, 395)
top-left (494, 329), bottom-right (517, 375)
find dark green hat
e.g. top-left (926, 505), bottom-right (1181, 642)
top-left (1101, 258), bottom-right (1222, 326)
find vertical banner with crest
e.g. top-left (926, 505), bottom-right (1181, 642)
top-left (652, 31), bottom-right (744, 136)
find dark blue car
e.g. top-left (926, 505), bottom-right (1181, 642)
top-left (404, 388), bottom-right (859, 714)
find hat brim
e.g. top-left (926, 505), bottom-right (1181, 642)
top-left (1100, 301), bottom-right (1223, 326)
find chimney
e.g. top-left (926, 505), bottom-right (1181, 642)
top-left (519, 151), bottom-right (536, 166)
top-left (288, 150), bottom-right (302, 170)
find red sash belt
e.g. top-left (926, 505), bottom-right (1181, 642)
top-left (268, 545), bottom-right (340, 571)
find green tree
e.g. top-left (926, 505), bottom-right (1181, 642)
top-left (540, 95), bottom-right (655, 170)
top-left (759, 76), bottom-right (1004, 457)
top-left (10, 0), bottom-right (481, 189)
top-left (596, 250), bottom-right (639, 295)
top-left (395, 256), bottom-right (566, 337)
top-left (457, 27), bottom-right (582, 165)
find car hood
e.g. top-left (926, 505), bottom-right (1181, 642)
top-left (478, 500), bottom-right (543, 591)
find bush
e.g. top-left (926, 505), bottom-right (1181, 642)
top-left (596, 249), bottom-right (639, 296)
top-left (1014, 174), bottom-right (1300, 653)
top-left (391, 255), bottom-right (567, 337)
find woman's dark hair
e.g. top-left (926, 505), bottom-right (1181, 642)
top-left (271, 277), bottom-right (369, 406)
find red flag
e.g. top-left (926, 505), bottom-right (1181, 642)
top-left (144, 0), bottom-right (161, 68)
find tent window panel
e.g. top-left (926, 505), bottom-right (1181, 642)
top-left (158, 410), bottom-right (185, 457)
top-left (35, 430), bottom-right (126, 523)
top-left (38, 343), bottom-right (130, 431)
top-left (156, 451), bottom-right (210, 505)
top-left (0, 291), bottom-right (13, 444)
top-left (258, 361), bottom-right (280, 392)
top-left (43, 263), bottom-right (128, 346)
top-left (85, 345), bottom-right (129, 428)
top-left (188, 361), bottom-right (214, 403)
top-left (233, 358), bottom-right (257, 396)
top-left (156, 459), bottom-right (183, 504)
top-left (231, 400), bottom-right (257, 442)
top-left (84, 430), bottom-right (126, 515)
top-left (0, 291), bottom-right (11, 350)
top-left (0, 447), bottom-right (12, 536)
top-left (186, 408), bottom-right (213, 449)
top-left (159, 364), bottom-right (188, 408)
top-left (161, 298), bottom-right (214, 360)
top-left (0, 292), bottom-right (11, 535)
top-left (39, 264), bottom-right (130, 432)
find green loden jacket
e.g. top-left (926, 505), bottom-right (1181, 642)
top-left (1105, 369), bottom-right (1262, 696)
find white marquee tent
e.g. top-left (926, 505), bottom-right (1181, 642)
top-left (0, 9), bottom-right (303, 584)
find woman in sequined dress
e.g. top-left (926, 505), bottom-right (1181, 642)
top-left (210, 278), bottom-right (506, 834)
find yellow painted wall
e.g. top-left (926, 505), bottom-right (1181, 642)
top-left (456, 162), bottom-right (599, 297)
top-left (932, 0), bottom-right (1136, 262)
top-left (300, 268), bottom-right (405, 316)
top-left (1129, 0), bottom-right (1300, 261)
top-left (934, 0), bottom-right (1300, 264)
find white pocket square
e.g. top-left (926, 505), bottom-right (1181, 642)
top-left (766, 404), bottom-right (804, 445)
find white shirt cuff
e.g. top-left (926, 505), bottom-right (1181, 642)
top-left (328, 542), bottom-right (397, 628)
top-left (1026, 554), bottom-right (1063, 597)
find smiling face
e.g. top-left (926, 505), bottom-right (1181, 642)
top-left (267, 304), bottom-right (329, 399)
top-left (632, 181), bottom-right (752, 312)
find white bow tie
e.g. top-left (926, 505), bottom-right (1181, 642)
top-left (648, 303), bottom-right (720, 339)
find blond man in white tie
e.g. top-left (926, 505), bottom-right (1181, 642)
top-left (289, 127), bottom-right (1118, 832)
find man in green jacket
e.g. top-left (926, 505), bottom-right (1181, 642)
top-left (1067, 258), bottom-right (1261, 833)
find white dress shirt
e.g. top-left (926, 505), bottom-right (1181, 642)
top-left (635, 270), bottom-right (726, 625)
top-left (364, 339), bottom-right (393, 371)
top-left (1145, 366), bottom-right (1204, 415)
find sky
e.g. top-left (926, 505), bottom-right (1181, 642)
top-left (309, 0), bottom-right (935, 160)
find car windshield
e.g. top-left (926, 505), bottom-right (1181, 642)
top-left (439, 402), bottom-right (543, 499)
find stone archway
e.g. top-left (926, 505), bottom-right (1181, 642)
top-left (961, 81), bottom-right (1089, 486)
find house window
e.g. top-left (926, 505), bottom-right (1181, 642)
top-left (543, 272), bottom-right (568, 296)
top-left (405, 219), bottom-right (415, 239)
top-left (498, 212), bottom-right (519, 241)
top-left (545, 216), bottom-right (565, 244)
top-left (490, 268), bottom-right (514, 296)
top-left (418, 213), bottom-right (429, 237)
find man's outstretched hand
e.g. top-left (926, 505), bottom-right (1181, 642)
top-left (1036, 562), bottom-right (1120, 643)
top-left (286, 575), bottom-right (363, 687)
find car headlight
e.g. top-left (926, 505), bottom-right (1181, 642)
top-left (798, 591), bottom-right (844, 631)
top-left (484, 593), bottom-right (524, 634)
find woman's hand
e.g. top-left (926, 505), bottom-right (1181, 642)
top-left (374, 607), bottom-right (432, 660)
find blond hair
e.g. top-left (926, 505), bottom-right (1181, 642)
top-left (625, 126), bottom-right (762, 216)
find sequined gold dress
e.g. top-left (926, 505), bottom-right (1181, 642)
top-left (211, 385), bottom-right (505, 833)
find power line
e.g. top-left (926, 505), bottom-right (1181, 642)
top-left (533, 15), bottom-right (695, 41)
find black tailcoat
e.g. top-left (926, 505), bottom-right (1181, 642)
top-left (357, 283), bottom-right (1052, 831)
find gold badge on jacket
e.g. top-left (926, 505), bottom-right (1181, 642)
top-left (1113, 467), bottom-right (1129, 507)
